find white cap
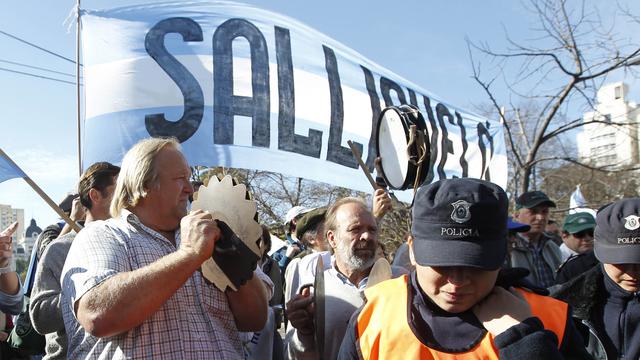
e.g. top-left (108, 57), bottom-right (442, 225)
top-left (285, 206), bottom-right (312, 224)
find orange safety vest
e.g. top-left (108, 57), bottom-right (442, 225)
top-left (355, 275), bottom-right (568, 360)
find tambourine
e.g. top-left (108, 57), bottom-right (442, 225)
top-left (375, 104), bottom-right (431, 190)
top-left (191, 175), bottom-right (262, 291)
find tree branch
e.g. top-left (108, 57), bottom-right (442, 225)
top-left (529, 156), bottom-right (640, 172)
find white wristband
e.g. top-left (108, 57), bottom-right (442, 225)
top-left (0, 257), bottom-right (16, 274)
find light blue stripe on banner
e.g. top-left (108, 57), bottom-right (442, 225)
top-left (83, 106), bottom-right (384, 197)
top-left (82, 106), bottom-right (371, 168)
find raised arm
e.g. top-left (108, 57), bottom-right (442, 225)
top-left (0, 222), bottom-right (20, 297)
top-left (372, 189), bottom-right (392, 223)
top-left (69, 210), bottom-right (219, 338)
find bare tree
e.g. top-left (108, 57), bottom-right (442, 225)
top-left (539, 162), bottom-right (639, 213)
top-left (190, 166), bottom-right (409, 255)
top-left (469, 0), bottom-right (640, 194)
top-left (376, 201), bottom-right (412, 262)
top-left (475, 100), bottom-right (576, 198)
top-left (247, 173), bottom-right (414, 255)
top-left (246, 171), bottom-right (355, 233)
top-left (191, 167), bottom-right (357, 235)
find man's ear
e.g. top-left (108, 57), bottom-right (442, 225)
top-left (408, 236), bottom-right (417, 266)
top-left (304, 233), bottom-right (316, 247)
top-left (327, 229), bottom-right (337, 250)
top-left (88, 188), bottom-right (101, 205)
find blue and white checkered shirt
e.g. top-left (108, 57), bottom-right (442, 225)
top-left (515, 234), bottom-right (556, 288)
top-left (61, 210), bottom-right (269, 359)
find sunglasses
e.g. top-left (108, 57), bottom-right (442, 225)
top-left (573, 229), bottom-right (594, 239)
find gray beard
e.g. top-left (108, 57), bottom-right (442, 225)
top-left (335, 240), bottom-right (376, 272)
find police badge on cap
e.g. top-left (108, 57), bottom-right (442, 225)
top-left (594, 198), bottom-right (640, 264)
top-left (451, 200), bottom-right (471, 224)
top-left (624, 215), bottom-right (640, 231)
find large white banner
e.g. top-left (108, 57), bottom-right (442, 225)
top-left (81, 1), bottom-right (507, 201)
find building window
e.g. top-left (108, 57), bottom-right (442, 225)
top-left (590, 143), bottom-right (616, 157)
top-left (590, 132), bottom-right (615, 141)
top-left (594, 154), bottom-right (617, 164)
top-left (615, 86), bottom-right (622, 100)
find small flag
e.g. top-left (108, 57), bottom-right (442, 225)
top-left (0, 148), bottom-right (82, 234)
top-left (569, 184), bottom-right (596, 217)
top-left (0, 149), bottom-right (26, 184)
top-left (569, 184), bottom-right (587, 211)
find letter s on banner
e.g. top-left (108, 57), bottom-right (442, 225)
top-left (145, 17), bottom-right (204, 142)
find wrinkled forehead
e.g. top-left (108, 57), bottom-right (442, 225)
top-left (336, 202), bottom-right (374, 227)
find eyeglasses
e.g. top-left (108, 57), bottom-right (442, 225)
top-left (573, 229), bottom-right (594, 239)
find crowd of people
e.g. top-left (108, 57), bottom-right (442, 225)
top-left (0, 136), bottom-right (638, 359)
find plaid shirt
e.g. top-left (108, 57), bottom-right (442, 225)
top-left (515, 234), bottom-right (556, 288)
top-left (61, 210), bottom-right (268, 359)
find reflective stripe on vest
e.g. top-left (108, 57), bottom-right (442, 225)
top-left (355, 275), bottom-right (568, 360)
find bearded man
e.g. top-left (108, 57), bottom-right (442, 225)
top-left (284, 197), bottom-right (406, 359)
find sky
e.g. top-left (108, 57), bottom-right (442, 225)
top-left (1, 0), bottom-right (639, 230)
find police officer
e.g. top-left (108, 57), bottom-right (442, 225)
top-left (552, 198), bottom-right (640, 359)
top-left (338, 178), bottom-right (591, 359)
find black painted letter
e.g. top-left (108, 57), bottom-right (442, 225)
top-left (361, 66), bottom-right (382, 169)
top-left (144, 17), bottom-right (204, 142)
top-left (275, 26), bottom-right (322, 157)
top-left (477, 121), bottom-right (494, 181)
top-left (324, 46), bottom-right (359, 168)
top-left (379, 77), bottom-right (407, 107)
top-left (454, 111), bottom-right (469, 177)
top-left (213, 19), bottom-right (270, 147)
top-left (435, 103), bottom-right (454, 180)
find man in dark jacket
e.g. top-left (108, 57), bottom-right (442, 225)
top-left (338, 178), bottom-right (592, 359)
top-left (551, 198), bottom-right (640, 359)
top-left (511, 191), bottom-right (563, 288)
top-left (554, 250), bottom-right (599, 285)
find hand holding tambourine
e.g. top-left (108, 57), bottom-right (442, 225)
top-left (191, 175), bottom-right (262, 291)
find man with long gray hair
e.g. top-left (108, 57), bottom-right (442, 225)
top-left (60, 138), bottom-right (270, 359)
